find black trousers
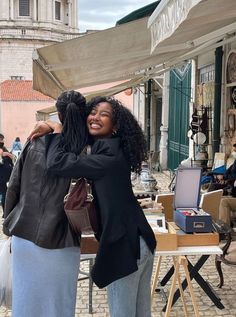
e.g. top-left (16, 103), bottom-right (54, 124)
top-left (0, 183), bottom-right (7, 215)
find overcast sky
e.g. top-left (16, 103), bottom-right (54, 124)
top-left (78, 0), bottom-right (157, 32)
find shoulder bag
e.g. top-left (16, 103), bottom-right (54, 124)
top-left (64, 178), bottom-right (99, 235)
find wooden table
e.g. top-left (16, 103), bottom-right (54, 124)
top-left (152, 246), bottom-right (223, 316)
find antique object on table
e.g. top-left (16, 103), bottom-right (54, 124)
top-left (135, 161), bottom-right (158, 192)
top-left (173, 167), bottom-right (213, 233)
top-left (139, 198), bottom-right (164, 213)
top-left (141, 176), bottom-right (157, 192)
top-left (140, 163), bottom-right (151, 181)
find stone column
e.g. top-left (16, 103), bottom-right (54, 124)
top-left (10, 0), bottom-right (14, 20)
top-left (33, 0), bottom-right (37, 20)
top-left (159, 72), bottom-right (170, 170)
top-left (68, 1), bottom-right (72, 27)
top-left (72, 0), bottom-right (78, 29)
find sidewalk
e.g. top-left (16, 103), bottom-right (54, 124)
top-left (1, 172), bottom-right (236, 316)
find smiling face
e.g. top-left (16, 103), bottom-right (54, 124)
top-left (87, 101), bottom-right (115, 138)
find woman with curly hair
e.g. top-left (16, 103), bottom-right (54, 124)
top-left (30, 96), bottom-right (156, 317)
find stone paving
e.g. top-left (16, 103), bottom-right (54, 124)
top-left (1, 171), bottom-right (236, 316)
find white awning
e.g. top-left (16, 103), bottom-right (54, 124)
top-left (148, 0), bottom-right (236, 55)
top-left (33, 0), bottom-right (236, 99)
top-left (36, 77), bottom-right (145, 115)
top-left (32, 16), bottom-right (189, 99)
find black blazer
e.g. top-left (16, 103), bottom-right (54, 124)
top-left (46, 134), bottom-right (156, 288)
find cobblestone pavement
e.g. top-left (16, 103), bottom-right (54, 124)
top-left (1, 172), bottom-right (236, 316)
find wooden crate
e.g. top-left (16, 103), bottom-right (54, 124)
top-left (155, 227), bottom-right (178, 251)
top-left (146, 215), bottom-right (177, 251)
top-left (168, 222), bottom-right (219, 247)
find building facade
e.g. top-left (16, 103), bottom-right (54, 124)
top-left (0, 0), bottom-right (79, 82)
top-left (0, 0), bottom-right (80, 147)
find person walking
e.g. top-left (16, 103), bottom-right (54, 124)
top-left (3, 91), bottom-right (88, 317)
top-left (0, 133), bottom-right (13, 215)
top-left (11, 137), bottom-right (22, 159)
top-left (30, 96), bottom-right (156, 317)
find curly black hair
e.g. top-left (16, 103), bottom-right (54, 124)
top-left (87, 96), bottom-right (148, 173)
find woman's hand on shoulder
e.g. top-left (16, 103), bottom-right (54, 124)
top-left (28, 120), bottom-right (62, 140)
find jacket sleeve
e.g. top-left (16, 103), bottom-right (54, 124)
top-left (225, 160), bottom-right (236, 181)
top-left (4, 142), bottom-right (30, 220)
top-left (46, 134), bottom-right (116, 180)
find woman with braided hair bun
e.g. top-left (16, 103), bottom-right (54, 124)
top-left (3, 90), bottom-right (88, 317)
top-left (30, 96), bottom-right (156, 317)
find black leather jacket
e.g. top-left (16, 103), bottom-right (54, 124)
top-left (3, 137), bottom-right (80, 249)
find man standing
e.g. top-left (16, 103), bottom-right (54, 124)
top-left (0, 133), bottom-right (13, 216)
top-left (218, 144), bottom-right (236, 226)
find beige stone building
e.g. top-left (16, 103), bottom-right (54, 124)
top-left (0, 0), bottom-right (80, 147)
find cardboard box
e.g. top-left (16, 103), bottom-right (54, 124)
top-left (169, 222), bottom-right (219, 246)
top-left (174, 209), bottom-right (213, 233)
top-left (174, 167), bottom-right (213, 233)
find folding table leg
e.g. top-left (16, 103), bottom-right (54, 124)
top-left (173, 257), bottom-right (188, 317)
top-left (151, 256), bottom-right (162, 302)
top-left (182, 257), bottom-right (200, 317)
top-left (164, 257), bottom-right (180, 317)
top-left (165, 256), bottom-right (200, 317)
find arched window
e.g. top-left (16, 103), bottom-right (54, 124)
top-left (19, 0), bottom-right (30, 16)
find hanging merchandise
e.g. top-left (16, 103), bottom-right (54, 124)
top-left (190, 108), bottom-right (199, 139)
top-left (231, 86), bottom-right (236, 107)
top-left (200, 107), bottom-right (208, 137)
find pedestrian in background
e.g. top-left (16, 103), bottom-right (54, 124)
top-left (0, 133), bottom-right (13, 215)
top-left (30, 96), bottom-right (156, 317)
top-left (11, 137), bottom-right (22, 159)
top-left (3, 91), bottom-right (88, 317)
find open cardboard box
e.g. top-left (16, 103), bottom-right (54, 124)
top-left (168, 222), bottom-right (219, 247)
top-left (174, 168), bottom-right (213, 233)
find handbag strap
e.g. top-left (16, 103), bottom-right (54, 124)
top-left (64, 178), bottom-right (94, 203)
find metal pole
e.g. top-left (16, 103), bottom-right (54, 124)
top-left (212, 46), bottom-right (223, 155)
top-left (146, 79), bottom-right (152, 150)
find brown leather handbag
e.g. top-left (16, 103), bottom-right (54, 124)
top-left (64, 178), bottom-right (98, 235)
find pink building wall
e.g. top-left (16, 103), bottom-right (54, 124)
top-left (1, 93), bottom-right (133, 150)
top-left (1, 101), bottom-right (54, 149)
top-left (80, 82), bottom-right (134, 111)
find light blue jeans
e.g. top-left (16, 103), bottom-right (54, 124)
top-left (107, 237), bottom-right (154, 317)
